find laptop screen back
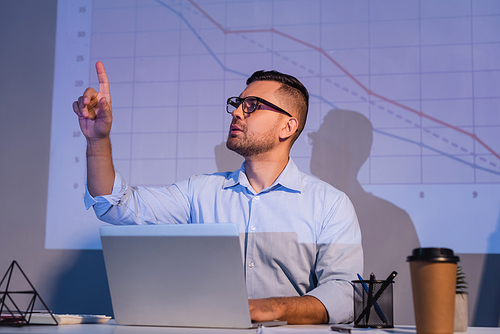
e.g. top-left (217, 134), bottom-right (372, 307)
top-left (100, 223), bottom-right (254, 328)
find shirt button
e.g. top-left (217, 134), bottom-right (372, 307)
top-left (254, 196), bottom-right (260, 201)
top-left (250, 225), bottom-right (256, 231)
top-left (248, 262), bottom-right (255, 268)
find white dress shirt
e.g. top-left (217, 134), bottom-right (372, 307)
top-left (85, 158), bottom-right (363, 323)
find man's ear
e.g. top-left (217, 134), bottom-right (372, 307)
top-left (280, 117), bottom-right (299, 141)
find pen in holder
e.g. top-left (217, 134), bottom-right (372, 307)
top-left (352, 271), bottom-right (397, 328)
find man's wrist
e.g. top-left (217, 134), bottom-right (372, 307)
top-left (264, 297), bottom-right (286, 320)
top-left (86, 136), bottom-right (111, 156)
top-left (251, 296), bottom-right (328, 324)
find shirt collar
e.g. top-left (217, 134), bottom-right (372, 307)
top-left (223, 158), bottom-right (303, 194)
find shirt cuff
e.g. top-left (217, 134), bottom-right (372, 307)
top-left (306, 280), bottom-right (354, 324)
top-left (84, 170), bottom-right (125, 210)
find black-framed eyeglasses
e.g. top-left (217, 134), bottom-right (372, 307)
top-left (226, 96), bottom-right (293, 117)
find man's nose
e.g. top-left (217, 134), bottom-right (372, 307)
top-left (230, 104), bottom-right (245, 119)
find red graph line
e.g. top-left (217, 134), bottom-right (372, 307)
top-left (188, 0), bottom-right (500, 162)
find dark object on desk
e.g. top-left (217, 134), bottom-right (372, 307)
top-left (330, 325), bottom-right (352, 333)
top-left (356, 273), bottom-right (386, 325)
top-left (352, 271), bottom-right (397, 328)
top-left (0, 261), bottom-right (58, 326)
top-left (407, 248), bottom-right (459, 334)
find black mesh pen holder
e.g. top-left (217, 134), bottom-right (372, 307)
top-left (352, 279), bottom-right (394, 328)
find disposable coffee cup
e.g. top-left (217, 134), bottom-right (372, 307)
top-left (407, 248), bottom-right (460, 334)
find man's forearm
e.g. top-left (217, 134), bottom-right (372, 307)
top-left (86, 137), bottom-right (115, 197)
top-left (249, 296), bottom-right (328, 324)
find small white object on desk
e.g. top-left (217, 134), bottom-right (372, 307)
top-left (28, 314), bottom-right (111, 325)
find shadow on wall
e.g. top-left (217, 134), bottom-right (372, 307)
top-left (473, 208), bottom-right (500, 326)
top-left (46, 250), bottom-right (113, 316)
top-left (215, 141), bottom-right (244, 173)
top-left (308, 109), bottom-right (421, 325)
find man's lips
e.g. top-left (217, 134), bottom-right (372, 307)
top-left (230, 125), bottom-right (243, 134)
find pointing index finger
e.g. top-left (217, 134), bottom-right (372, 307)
top-left (95, 61), bottom-right (110, 96)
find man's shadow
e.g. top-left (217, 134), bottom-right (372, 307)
top-left (473, 207), bottom-right (500, 326)
top-left (214, 142), bottom-right (244, 173)
top-left (309, 109), bottom-right (420, 325)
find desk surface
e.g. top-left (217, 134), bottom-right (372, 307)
top-left (0, 323), bottom-right (499, 334)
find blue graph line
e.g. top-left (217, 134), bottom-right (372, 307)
top-left (373, 129), bottom-right (500, 177)
top-left (154, 0), bottom-right (248, 78)
top-left (154, 0), bottom-right (500, 178)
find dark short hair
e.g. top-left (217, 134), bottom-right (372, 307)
top-left (246, 70), bottom-right (309, 143)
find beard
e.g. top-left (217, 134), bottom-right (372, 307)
top-left (226, 123), bottom-right (277, 157)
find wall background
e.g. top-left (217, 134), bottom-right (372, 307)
top-left (0, 0), bottom-right (112, 316)
top-left (0, 0), bottom-right (499, 326)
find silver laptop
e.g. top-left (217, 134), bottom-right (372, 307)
top-left (100, 223), bottom-right (286, 329)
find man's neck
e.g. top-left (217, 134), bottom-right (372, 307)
top-left (244, 153), bottom-right (290, 194)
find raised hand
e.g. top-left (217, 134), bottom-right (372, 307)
top-left (73, 61), bottom-right (115, 197)
top-left (72, 61), bottom-right (113, 141)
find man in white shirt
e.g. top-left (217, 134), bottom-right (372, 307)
top-left (73, 61), bottom-right (363, 324)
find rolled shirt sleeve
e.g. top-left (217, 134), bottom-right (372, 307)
top-left (84, 170), bottom-right (190, 225)
top-left (306, 193), bottom-right (363, 323)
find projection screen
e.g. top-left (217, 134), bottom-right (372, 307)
top-left (46, 0), bottom-right (500, 252)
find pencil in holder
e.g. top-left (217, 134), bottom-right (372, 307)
top-left (352, 277), bottom-right (394, 328)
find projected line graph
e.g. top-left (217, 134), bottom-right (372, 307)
top-left (45, 0), bottom-right (500, 251)
top-left (93, 0), bottom-right (497, 181)
top-left (181, 0), bottom-right (500, 169)
top-left (148, 0), bottom-right (500, 177)
top-left (151, 0), bottom-right (500, 175)
top-left (228, 33), bottom-right (500, 175)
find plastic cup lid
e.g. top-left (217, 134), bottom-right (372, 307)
top-left (406, 247), bottom-right (460, 263)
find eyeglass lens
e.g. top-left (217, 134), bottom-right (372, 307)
top-left (227, 97), bottom-right (259, 114)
